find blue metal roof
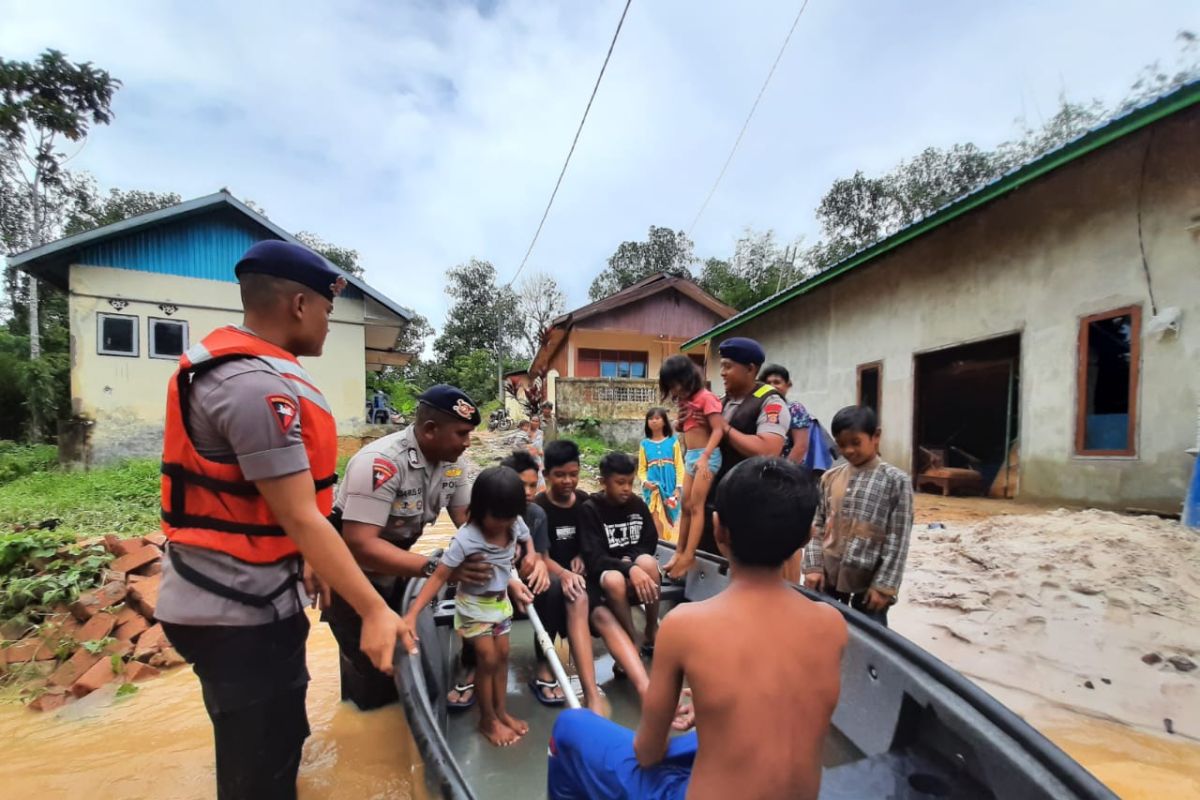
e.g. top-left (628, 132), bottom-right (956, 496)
top-left (9, 191), bottom-right (404, 320)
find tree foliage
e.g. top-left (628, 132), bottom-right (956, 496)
top-left (64, 180), bottom-right (181, 237)
top-left (588, 226), bottom-right (695, 301)
top-left (516, 271), bottom-right (565, 359)
top-left (697, 230), bottom-right (805, 310)
top-left (295, 230), bottom-right (365, 278)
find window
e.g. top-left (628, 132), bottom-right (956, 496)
top-left (575, 349), bottom-right (649, 379)
top-left (97, 313), bottom-right (138, 357)
top-left (857, 362), bottom-right (882, 418)
top-left (149, 317), bottom-right (188, 360)
top-left (1076, 306), bottom-right (1140, 456)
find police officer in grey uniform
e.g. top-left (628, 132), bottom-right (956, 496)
top-left (326, 384), bottom-right (493, 708)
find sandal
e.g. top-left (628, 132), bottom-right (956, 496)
top-left (611, 662), bottom-right (627, 680)
top-left (447, 682), bottom-right (476, 710)
top-left (528, 677), bottom-right (566, 707)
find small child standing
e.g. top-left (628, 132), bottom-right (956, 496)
top-left (803, 405), bottom-right (913, 627)
top-left (658, 355), bottom-right (724, 579)
top-left (637, 408), bottom-right (684, 542)
top-left (404, 466), bottom-right (536, 747)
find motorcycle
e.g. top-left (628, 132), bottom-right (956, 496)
top-left (488, 408), bottom-right (513, 432)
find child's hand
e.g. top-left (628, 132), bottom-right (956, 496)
top-left (863, 587), bottom-right (891, 612)
top-left (666, 552), bottom-right (694, 580)
top-left (629, 566), bottom-right (659, 605)
top-left (643, 480), bottom-right (656, 491)
top-left (509, 577), bottom-right (535, 611)
top-left (560, 570), bottom-right (587, 603)
top-left (523, 557), bottom-right (550, 595)
top-left (570, 555), bottom-right (586, 575)
top-left (803, 572), bottom-right (825, 592)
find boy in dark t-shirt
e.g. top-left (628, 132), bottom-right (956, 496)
top-left (531, 440), bottom-right (604, 711)
top-left (580, 452), bottom-right (661, 698)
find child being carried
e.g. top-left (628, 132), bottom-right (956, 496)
top-left (403, 466), bottom-right (536, 747)
top-left (658, 354), bottom-right (725, 579)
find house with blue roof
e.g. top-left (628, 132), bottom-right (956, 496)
top-left (685, 81), bottom-right (1200, 514)
top-left (10, 191), bottom-right (413, 463)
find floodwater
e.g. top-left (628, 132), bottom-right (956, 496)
top-left (2, 504), bottom-right (1198, 798)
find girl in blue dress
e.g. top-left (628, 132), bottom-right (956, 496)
top-left (637, 408), bottom-right (684, 542)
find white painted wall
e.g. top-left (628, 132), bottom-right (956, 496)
top-left (705, 111), bottom-right (1200, 512)
top-left (68, 265), bottom-right (369, 461)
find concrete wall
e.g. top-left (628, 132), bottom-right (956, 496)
top-left (556, 378), bottom-right (660, 422)
top-left (705, 110), bottom-right (1200, 513)
top-left (68, 265), bottom-right (369, 462)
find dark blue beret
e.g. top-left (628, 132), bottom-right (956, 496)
top-left (235, 240), bottom-right (346, 301)
top-left (418, 384), bottom-right (481, 425)
top-left (718, 337), bottom-right (766, 366)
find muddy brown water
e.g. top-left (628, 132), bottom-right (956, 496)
top-left (1, 497), bottom-right (1197, 797)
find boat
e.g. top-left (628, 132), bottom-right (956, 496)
top-left (396, 543), bottom-right (1118, 799)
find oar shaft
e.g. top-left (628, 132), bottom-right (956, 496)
top-left (518, 576), bottom-right (581, 710)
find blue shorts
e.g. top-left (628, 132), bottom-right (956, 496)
top-left (683, 448), bottom-right (722, 477)
top-left (548, 708), bottom-right (697, 799)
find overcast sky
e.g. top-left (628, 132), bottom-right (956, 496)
top-left (2, 0), bottom-right (1196, 328)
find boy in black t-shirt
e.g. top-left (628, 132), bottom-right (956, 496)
top-left (580, 452), bottom-right (661, 699)
top-left (532, 441), bottom-right (604, 711)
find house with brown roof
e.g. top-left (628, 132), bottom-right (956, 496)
top-left (529, 273), bottom-right (735, 434)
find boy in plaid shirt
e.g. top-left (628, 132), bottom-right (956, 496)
top-left (803, 405), bottom-right (912, 626)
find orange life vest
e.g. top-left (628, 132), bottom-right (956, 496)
top-left (160, 326), bottom-right (337, 565)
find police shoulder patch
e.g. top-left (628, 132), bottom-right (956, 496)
top-left (371, 458), bottom-right (397, 491)
top-left (763, 400), bottom-right (783, 425)
top-left (266, 395), bottom-right (298, 432)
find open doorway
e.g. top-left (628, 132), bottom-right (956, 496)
top-left (913, 334), bottom-right (1020, 498)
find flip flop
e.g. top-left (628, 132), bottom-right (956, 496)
top-left (528, 677), bottom-right (566, 707)
top-left (447, 682), bottom-right (476, 710)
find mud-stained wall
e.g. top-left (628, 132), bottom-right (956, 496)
top-left (705, 110), bottom-right (1200, 513)
top-left (68, 266), bottom-right (370, 463)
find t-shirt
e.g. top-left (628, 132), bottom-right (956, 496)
top-left (579, 493), bottom-right (657, 578)
top-left (721, 392), bottom-right (791, 440)
top-left (157, 348), bottom-right (313, 626)
top-left (782, 400), bottom-right (814, 458)
top-left (678, 388), bottom-right (723, 433)
top-left (534, 489), bottom-right (588, 568)
top-left (440, 517), bottom-right (531, 595)
top-left (525, 502), bottom-right (550, 554)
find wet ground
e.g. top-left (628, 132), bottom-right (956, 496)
top-left (1, 436), bottom-right (1196, 797)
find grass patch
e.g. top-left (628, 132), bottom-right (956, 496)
top-left (0, 458), bottom-right (160, 537)
top-left (0, 441), bottom-right (58, 487)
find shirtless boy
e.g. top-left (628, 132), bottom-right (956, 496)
top-left (549, 456), bottom-right (847, 800)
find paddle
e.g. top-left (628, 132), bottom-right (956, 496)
top-left (515, 570), bottom-right (581, 710)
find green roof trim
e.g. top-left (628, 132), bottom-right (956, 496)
top-left (684, 79), bottom-right (1200, 350)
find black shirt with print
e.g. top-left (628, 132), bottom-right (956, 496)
top-left (579, 492), bottom-right (657, 578)
top-left (533, 489), bottom-right (589, 568)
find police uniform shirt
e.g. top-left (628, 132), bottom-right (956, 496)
top-left (157, 347), bottom-right (314, 626)
top-left (334, 425), bottom-right (471, 555)
top-left (722, 392), bottom-right (792, 439)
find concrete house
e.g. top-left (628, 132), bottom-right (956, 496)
top-left (685, 81), bottom-right (1200, 514)
top-left (530, 273), bottom-right (735, 435)
top-left (11, 191), bottom-right (413, 463)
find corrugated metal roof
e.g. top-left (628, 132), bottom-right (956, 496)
top-left (9, 191), bottom-right (406, 321)
top-left (683, 78), bottom-right (1200, 350)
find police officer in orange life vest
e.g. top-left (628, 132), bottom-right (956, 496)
top-left (156, 240), bottom-right (416, 800)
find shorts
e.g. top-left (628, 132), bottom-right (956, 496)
top-left (454, 592), bottom-right (514, 640)
top-left (684, 448), bottom-right (722, 477)
top-left (549, 708), bottom-right (697, 799)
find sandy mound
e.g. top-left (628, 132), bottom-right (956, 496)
top-left (895, 509), bottom-right (1199, 740)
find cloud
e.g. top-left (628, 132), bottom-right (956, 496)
top-left (2, 0), bottom-right (1195, 329)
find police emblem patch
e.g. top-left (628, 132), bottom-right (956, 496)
top-left (764, 401), bottom-right (783, 425)
top-left (371, 458), bottom-right (397, 491)
top-left (453, 398), bottom-right (476, 420)
top-left (266, 395), bottom-right (298, 432)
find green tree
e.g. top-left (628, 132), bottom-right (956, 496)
top-left (588, 226), bottom-right (695, 301)
top-left (294, 230), bottom-right (365, 278)
top-left (432, 259), bottom-right (521, 403)
top-left (63, 179), bottom-right (181, 236)
top-left (0, 49), bottom-right (120, 379)
top-left (697, 229), bottom-right (804, 310)
top-left (516, 270), bottom-right (565, 359)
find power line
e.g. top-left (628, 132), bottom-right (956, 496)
top-left (687, 0), bottom-right (811, 236)
top-left (506, 0), bottom-right (633, 287)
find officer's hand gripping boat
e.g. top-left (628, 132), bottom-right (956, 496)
top-left (395, 543), bottom-right (1117, 799)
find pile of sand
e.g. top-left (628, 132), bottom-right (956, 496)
top-left (894, 508), bottom-right (1199, 740)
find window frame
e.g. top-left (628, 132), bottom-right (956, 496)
top-left (1075, 305), bottom-right (1141, 457)
top-left (96, 312), bottom-right (140, 358)
top-left (857, 361), bottom-right (883, 422)
top-left (148, 316), bottom-right (189, 360)
top-left (576, 348), bottom-right (649, 380)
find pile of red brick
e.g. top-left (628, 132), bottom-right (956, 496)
top-left (0, 533), bottom-right (185, 711)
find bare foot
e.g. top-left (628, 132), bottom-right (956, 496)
top-left (584, 692), bottom-right (611, 718)
top-left (499, 712), bottom-right (529, 736)
top-left (479, 717), bottom-right (520, 747)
